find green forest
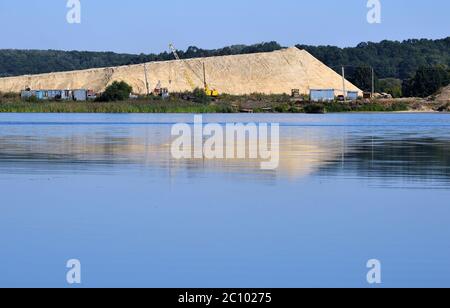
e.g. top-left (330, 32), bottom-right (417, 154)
top-left (1, 38), bottom-right (449, 97)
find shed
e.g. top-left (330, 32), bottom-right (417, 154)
top-left (310, 89), bottom-right (336, 102)
top-left (73, 89), bottom-right (87, 101)
top-left (61, 90), bottom-right (73, 100)
top-left (35, 90), bottom-right (46, 100)
top-left (347, 91), bottom-right (359, 101)
top-left (47, 90), bottom-right (62, 100)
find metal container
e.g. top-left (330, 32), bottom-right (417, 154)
top-left (347, 91), bottom-right (359, 101)
top-left (310, 89), bottom-right (336, 102)
top-left (61, 90), bottom-right (73, 100)
top-left (73, 89), bottom-right (87, 101)
top-left (21, 90), bottom-right (34, 99)
top-left (35, 90), bottom-right (46, 100)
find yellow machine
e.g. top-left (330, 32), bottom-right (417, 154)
top-left (205, 86), bottom-right (219, 97)
top-left (202, 63), bottom-right (219, 97)
top-left (169, 43), bottom-right (220, 97)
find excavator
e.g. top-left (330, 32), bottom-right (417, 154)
top-left (169, 43), bottom-right (219, 98)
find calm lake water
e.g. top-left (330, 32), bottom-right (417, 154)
top-left (0, 113), bottom-right (450, 288)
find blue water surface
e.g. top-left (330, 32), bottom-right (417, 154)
top-left (0, 113), bottom-right (449, 288)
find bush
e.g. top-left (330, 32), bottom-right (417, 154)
top-left (0, 92), bottom-right (20, 102)
top-left (274, 103), bottom-right (290, 113)
top-left (303, 104), bottom-right (326, 114)
top-left (378, 78), bottom-right (403, 98)
top-left (2, 92), bottom-right (19, 99)
top-left (97, 81), bottom-right (133, 102)
top-left (437, 103), bottom-right (450, 112)
top-left (192, 87), bottom-right (210, 104)
top-left (25, 96), bottom-right (39, 103)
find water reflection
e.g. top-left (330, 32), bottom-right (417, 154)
top-left (1, 119), bottom-right (450, 187)
top-left (1, 113), bottom-right (450, 288)
top-left (320, 136), bottom-right (450, 187)
top-left (0, 127), bottom-right (340, 178)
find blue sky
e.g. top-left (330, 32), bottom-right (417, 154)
top-left (0, 0), bottom-right (448, 54)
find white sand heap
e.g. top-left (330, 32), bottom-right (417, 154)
top-left (0, 47), bottom-right (362, 95)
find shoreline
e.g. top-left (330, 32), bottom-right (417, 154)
top-left (0, 97), bottom-right (448, 114)
top-left (1, 112), bottom-right (446, 115)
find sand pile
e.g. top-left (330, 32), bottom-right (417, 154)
top-left (0, 47), bottom-right (362, 96)
top-left (435, 84), bottom-right (450, 102)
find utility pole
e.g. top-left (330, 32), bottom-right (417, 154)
top-left (144, 63), bottom-right (150, 96)
top-left (203, 63), bottom-right (207, 89)
top-left (342, 66), bottom-right (347, 102)
top-left (371, 67), bottom-right (375, 98)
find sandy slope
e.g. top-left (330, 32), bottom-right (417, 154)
top-left (0, 47), bottom-right (362, 95)
top-left (435, 85), bottom-right (450, 102)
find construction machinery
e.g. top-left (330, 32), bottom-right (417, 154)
top-left (169, 43), bottom-right (219, 97)
top-left (153, 81), bottom-right (169, 99)
top-left (202, 63), bottom-right (219, 97)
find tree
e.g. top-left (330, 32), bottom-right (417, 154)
top-left (298, 37), bottom-right (450, 80)
top-left (97, 81), bottom-right (133, 102)
top-left (347, 66), bottom-right (379, 92)
top-left (402, 66), bottom-right (450, 97)
top-left (378, 78), bottom-right (403, 98)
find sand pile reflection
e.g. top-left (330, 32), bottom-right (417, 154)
top-left (0, 124), bottom-right (450, 186)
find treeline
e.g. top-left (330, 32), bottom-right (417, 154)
top-left (0, 50), bottom-right (142, 77)
top-left (298, 38), bottom-right (450, 80)
top-left (402, 66), bottom-right (450, 98)
top-left (1, 38), bottom-right (449, 97)
top-left (0, 42), bottom-right (283, 77)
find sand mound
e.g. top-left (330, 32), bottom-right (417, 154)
top-left (0, 47), bottom-right (361, 96)
top-left (435, 84), bottom-right (450, 102)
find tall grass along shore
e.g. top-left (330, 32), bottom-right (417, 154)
top-left (0, 91), bottom-right (446, 114)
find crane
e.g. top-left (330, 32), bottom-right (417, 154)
top-left (143, 63), bottom-right (150, 96)
top-left (169, 43), bottom-right (219, 97)
top-left (169, 43), bottom-right (196, 90)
